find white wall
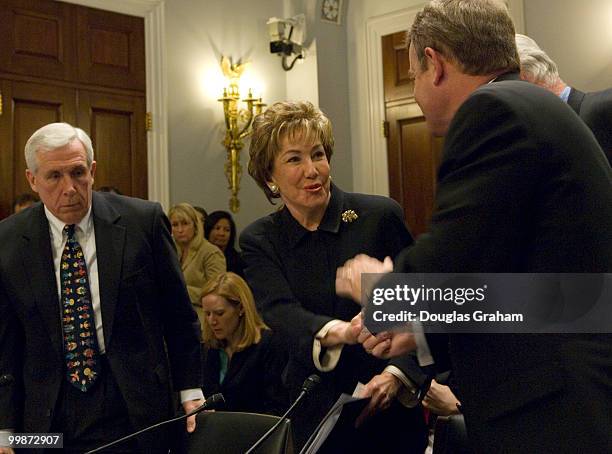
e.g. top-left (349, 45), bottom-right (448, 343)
top-left (285, 40), bottom-right (320, 106)
top-left (165, 0), bottom-right (286, 231)
top-left (165, 0), bottom-right (353, 232)
top-left (524, 0), bottom-right (612, 91)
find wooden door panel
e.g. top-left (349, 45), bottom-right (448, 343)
top-left (0, 0), bottom-right (76, 81)
top-left (78, 91), bottom-right (147, 198)
top-left (382, 32), bottom-right (413, 103)
top-left (76, 6), bottom-right (145, 91)
top-left (383, 30), bottom-right (443, 237)
top-left (399, 113), bottom-right (442, 235)
top-left (387, 102), bottom-right (443, 236)
top-left (0, 79), bottom-right (77, 219)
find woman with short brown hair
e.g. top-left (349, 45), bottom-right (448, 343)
top-left (240, 101), bottom-right (427, 452)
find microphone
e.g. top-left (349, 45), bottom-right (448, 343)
top-left (85, 393), bottom-right (225, 454)
top-left (245, 374), bottom-right (321, 454)
top-left (301, 374), bottom-right (321, 394)
top-left (0, 374), bottom-right (14, 387)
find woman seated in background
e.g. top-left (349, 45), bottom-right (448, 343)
top-left (169, 202), bottom-right (226, 334)
top-left (239, 100), bottom-right (427, 452)
top-left (200, 272), bottom-right (288, 415)
top-left (205, 210), bottom-right (246, 277)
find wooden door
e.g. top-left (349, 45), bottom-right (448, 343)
top-left (0, 0), bottom-right (147, 220)
top-left (0, 79), bottom-right (77, 219)
top-left (0, 0), bottom-right (77, 82)
top-left (382, 32), bottom-right (444, 237)
top-left (78, 90), bottom-right (147, 198)
top-left (76, 6), bottom-right (145, 91)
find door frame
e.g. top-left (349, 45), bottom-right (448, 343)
top-left (363, 4), bottom-right (424, 197)
top-left (57, 0), bottom-right (169, 210)
top-left (357, 0), bottom-right (524, 196)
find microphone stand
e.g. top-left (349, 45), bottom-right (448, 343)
top-left (85, 393), bottom-right (225, 454)
top-left (245, 375), bottom-right (320, 454)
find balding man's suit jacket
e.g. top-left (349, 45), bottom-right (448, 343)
top-left (568, 86), bottom-right (612, 165)
top-left (395, 74), bottom-right (612, 452)
top-left (0, 192), bottom-right (202, 453)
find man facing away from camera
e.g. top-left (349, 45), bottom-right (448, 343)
top-left (337, 1), bottom-right (612, 452)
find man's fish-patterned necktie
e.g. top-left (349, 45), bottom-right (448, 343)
top-left (60, 224), bottom-right (100, 392)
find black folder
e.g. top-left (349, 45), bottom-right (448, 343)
top-left (300, 394), bottom-right (369, 454)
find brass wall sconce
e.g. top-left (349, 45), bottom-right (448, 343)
top-left (218, 56), bottom-right (265, 213)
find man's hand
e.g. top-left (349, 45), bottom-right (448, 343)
top-left (0, 448), bottom-right (15, 454)
top-left (336, 255), bottom-right (393, 303)
top-left (422, 380), bottom-right (461, 416)
top-left (319, 313), bottom-right (363, 348)
top-left (183, 398), bottom-right (205, 433)
top-left (355, 372), bottom-right (402, 427)
top-left (359, 330), bottom-right (416, 359)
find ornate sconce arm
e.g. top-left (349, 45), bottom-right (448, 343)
top-left (217, 59), bottom-right (265, 212)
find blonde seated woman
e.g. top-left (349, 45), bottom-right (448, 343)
top-left (169, 202), bottom-right (226, 334)
top-left (200, 272), bottom-right (288, 415)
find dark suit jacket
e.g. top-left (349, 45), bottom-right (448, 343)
top-left (567, 87), bottom-right (612, 165)
top-left (240, 185), bottom-right (428, 452)
top-left (0, 192), bottom-right (202, 452)
top-left (202, 330), bottom-right (289, 415)
top-left (395, 74), bottom-right (612, 452)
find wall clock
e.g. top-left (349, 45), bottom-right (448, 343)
top-left (321, 0), bottom-right (342, 25)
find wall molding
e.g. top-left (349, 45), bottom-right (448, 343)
top-left (57, 0), bottom-right (169, 210)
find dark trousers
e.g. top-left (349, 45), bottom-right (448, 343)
top-left (49, 356), bottom-right (139, 454)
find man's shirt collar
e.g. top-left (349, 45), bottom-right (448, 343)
top-left (44, 203), bottom-right (93, 239)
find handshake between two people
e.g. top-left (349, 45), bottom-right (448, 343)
top-left (335, 254), bottom-right (417, 360)
top-left (332, 254), bottom-right (420, 427)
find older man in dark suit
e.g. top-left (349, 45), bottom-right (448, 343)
top-left (0, 123), bottom-right (203, 453)
top-left (515, 33), bottom-right (612, 164)
top-left (337, 0), bottom-right (612, 452)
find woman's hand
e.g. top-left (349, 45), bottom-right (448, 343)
top-left (422, 380), bottom-right (461, 416)
top-left (320, 313), bottom-right (363, 347)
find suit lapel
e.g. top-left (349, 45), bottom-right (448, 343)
top-left (181, 246), bottom-right (197, 271)
top-left (92, 193), bottom-right (125, 349)
top-left (21, 205), bottom-right (64, 358)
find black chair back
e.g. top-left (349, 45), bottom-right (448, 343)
top-left (187, 411), bottom-right (293, 454)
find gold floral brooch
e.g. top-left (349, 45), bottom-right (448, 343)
top-left (341, 209), bottom-right (358, 223)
